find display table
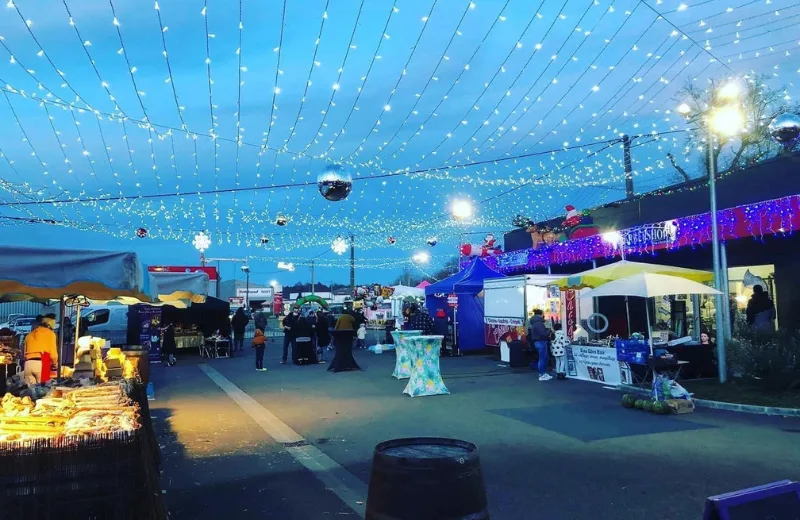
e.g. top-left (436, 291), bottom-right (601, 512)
top-left (390, 330), bottom-right (421, 379)
top-left (403, 336), bottom-right (449, 398)
top-left (328, 330), bottom-right (361, 373)
top-left (175, 333), bottom-right (204, 350)
top-left (201, 338), bottom-right (231, 358)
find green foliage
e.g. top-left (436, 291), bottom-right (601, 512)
top-left (727, 330), bottom-right (800, 392)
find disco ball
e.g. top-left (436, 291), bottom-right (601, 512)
top-left (769, 113), bottom-right (800, 148)
top-left (426, 237), bottom-right (438, 247)
top-left (260, 235), bottom-right (270, 245)
top-left (317, 164), bottom-right (353, 202)
top-left (275, 215), bottom-right (288, 226)
top-left (387, 236), bottom-right (396, 245)
top-left (135, 227), bottom-right (148, 238)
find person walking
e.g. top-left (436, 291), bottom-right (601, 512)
top-left (252, 329), bottom-right (267, 371)
top-left (527, 309), bottom-right (552, 381)
top-left (162, 321), bottom-right (177, 367)
top-left (281, 307), bottom-right (300, 364)
top-left (231, 308), bottom-right (249, 354)
top-left (746, 284), bottom-right (776, 334)
top-left (316, 310), bottom-right (331, 363)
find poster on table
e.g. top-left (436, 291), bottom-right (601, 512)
top-left (484, 316), bottom-right (526, 347)
top-left (136, 305), bottom-right (163, 362)
top-left (566, 345), bottom-right (622, 386)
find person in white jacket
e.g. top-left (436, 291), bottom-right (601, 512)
top-left (550, 324), bottom-right (570, 380)
top-left (356, 323), bottom-right (367, 349)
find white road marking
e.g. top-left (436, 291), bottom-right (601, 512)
top-left (198, 364), bottom-right (367, 518)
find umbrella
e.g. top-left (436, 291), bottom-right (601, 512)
top-left (554, 260), bottom-right (713, 290)
top-left (581, 273), bottom-right (721, 353)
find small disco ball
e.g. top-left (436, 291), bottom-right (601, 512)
top-left (317, 164), bottom-right (353, 202)
top-left (260, 235), bottom-right (269, 245)
top-left (135, 227), bottom-right (148, 238)
top-left (275, 215), bottom-right (288, 226)
top-left (426, 237), bottom-right (438, 247)
top-left (769, 113), bottom-right (800, 148)
top-left (387, 236), bottom-right (396, 245)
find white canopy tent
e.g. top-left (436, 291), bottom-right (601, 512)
top-left (390, 285), bottom-right (425, 299)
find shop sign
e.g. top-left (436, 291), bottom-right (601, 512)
top-left (447, 293), bottom-right (458, 307)
top-left (623, 220), bottom-right (678, 249)
top-left (483, 317), bottom-right (525, 347)
top-left (566, 345), bottom-right (622, 386)
top-left (484, 317), bottom-right (525, 326)
top-left (497, 251), bottom-right (529, 269)
top-left (236, 287), bottom-right (274, 299)
top-left (228, 297), bottom-right (244, 307)
top-left (273, 294), bottom-right (283, 314)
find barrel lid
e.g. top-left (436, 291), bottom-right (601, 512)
top-left (375, 437), bottom-right (477, 462)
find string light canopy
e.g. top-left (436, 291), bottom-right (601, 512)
top-left (0, 0), bottom-right (797, 271)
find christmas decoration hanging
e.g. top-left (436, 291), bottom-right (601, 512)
top-left (317, 164), bottom-right (353, 202)
top-left (260, 235), bottom-right (269, 245)
top-left (387, 236), bottom-right (396, 245)
top-left (769, 113), bottom-right (800, 150)
top-left (275, 215), bottom-right (288, 226)
top-left (135, 227), bottom-right (148, 238)
top-left (331, 236), bottom-right (348, 255)
top-left (426, 237), bottom-right (438, 247)
top-left (460, 233), bottom-right (503, 257)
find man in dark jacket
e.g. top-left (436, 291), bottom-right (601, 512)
top-left (408, 304), bottom-right (435, 335)
top-left (527, 310), bottom-right (552, 381)
top-left (281, 307), bottom-right (300, 364)
top-left (231, 308), bottom-right (249, 353)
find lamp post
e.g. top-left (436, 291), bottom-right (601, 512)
top-left (678, 82), bottom-right (744, 384)
top-left (241, 265), bottom-right (251, 310)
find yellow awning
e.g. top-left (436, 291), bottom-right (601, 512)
top-left (553, 260), bottom-right (714, 290)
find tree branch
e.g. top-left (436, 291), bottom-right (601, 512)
top-left (666, 152), bottom-right (691, 182)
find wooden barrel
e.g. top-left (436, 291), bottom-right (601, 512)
top-left (366, 437), bottom-right (490, 520)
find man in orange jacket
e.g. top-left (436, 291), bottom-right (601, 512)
top-left (24, 316), bottom-right (58, 385)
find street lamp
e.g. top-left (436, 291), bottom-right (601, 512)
top-left (678, 80), bottom-right (744, 384)
top-left (269, 280), bottom-right (278, 287)
top-left (241, 265), bottom-right (251, 310)
top-left (412, 252), bottom-right (430, 264)
top-left (193, 231), bottom-right (211, 266)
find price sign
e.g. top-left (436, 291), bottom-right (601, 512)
top-left (447, 293), bottom-right (458, 307)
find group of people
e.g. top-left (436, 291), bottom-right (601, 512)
top-left (527, 309), bottom-right (569, 382)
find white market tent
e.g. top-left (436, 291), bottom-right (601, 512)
top-left (390, 285), bottom-right (425, 299)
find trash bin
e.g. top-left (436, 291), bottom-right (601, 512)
top-left (508, 340), bottom-right (527, 368)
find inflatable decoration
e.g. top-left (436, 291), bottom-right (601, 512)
top-left (560, 205), bottom-right (599, 241)
top-left (461, 233), bottom-right (503, 257)
top-left (135, 227), bottom-right (148, 238)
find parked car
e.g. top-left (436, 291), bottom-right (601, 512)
top-left (10, 317), bottom-right (37, 334)
top-left (0, 313), bottom-right (27, 330)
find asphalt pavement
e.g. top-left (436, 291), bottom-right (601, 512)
top-left (151, 343), bottom-right (800, 520)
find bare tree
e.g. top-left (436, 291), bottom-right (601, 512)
top-left (669, 74), bottom-right (799, 180)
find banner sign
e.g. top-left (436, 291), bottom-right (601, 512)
top-left (484, 317), bottom-right (525, 326)
top-left (135, 305), bottom-right (163, 363)
top-left (484, 317), bottom-right (526, 348)
top-left (236, 287), bottom-right (274, 298)
top-left (148, 265), bottom-right (218, 281)
top-left (273, 293), bottom-right (283, 314)
top-left (566, 345), bottom-right (622, 386)
top-left (447, 293), bottom-right (458, 307)
top-left (564, 290), bottom-right (577, 341)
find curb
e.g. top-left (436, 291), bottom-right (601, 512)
top-left (617, 384), bottom-right (800, 417)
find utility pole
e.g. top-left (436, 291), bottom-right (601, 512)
top-left (349, 234), bottom-right (355, 293)
top-left (623, 134), bottom-right (634, 199)
top-left (311, 260), bottom-right (315, 296)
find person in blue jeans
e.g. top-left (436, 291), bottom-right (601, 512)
top-left (527, 309), bottom-right (553, 381)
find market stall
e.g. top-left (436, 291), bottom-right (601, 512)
top-left (425, 258), bottom-right (504, 351)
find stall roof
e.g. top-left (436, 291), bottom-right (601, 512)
top-left (391, 285), bottom-right (424, 299)
top-left (146, 270), bottom-right (209, 305)
top-left (425, 257), bottom-right (505, 296)
top-left (0, 246), bottom-right (149, 302)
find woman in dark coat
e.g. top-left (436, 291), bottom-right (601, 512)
top-left (292, 315), bottom-right (316, 365)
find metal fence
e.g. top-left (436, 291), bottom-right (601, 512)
top-left (0, 302), bottom-right (44, 324)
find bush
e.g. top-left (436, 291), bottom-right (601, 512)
top-left (727, 331), bottom-right (800, 391)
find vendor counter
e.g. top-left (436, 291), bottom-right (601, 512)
top-left (174, 333), bottom-right (204, 350)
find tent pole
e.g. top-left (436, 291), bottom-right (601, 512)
top-left (646, 298), bottom-right (653, 356)
top-left (625, 297), bottom-right (632, 336)
top-left (56, 296), bottom-right (66, 381)
top-left (73, 304), bottom-right (82, 371)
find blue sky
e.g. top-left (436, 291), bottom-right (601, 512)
top-left (0, 0), bottom-right (797, 287)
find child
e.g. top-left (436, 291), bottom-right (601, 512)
top-left (356, 323), bottom-right (367, 349)
top-left (252, 329), bottom-right (267, 372)
top-left (551, 324), bottom-right (569, 380)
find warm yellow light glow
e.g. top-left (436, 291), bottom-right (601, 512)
top-left (451, 199), bottom-right (474, 220)
top-left (717, 81), bottom-right (740, 101)
top-left (677, 103), bottom-right (691, 115)
top-left (735, 294), bottom-right (748, 304)
top-left (269, 280), bottom-right (278, 287)
top-left (709, 105), bottom-right (745, 136)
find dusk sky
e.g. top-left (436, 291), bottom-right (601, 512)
top-left (0, 0), bottom-right (797, 288)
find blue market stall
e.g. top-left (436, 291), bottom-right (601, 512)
top-left (425, 258), bottom-right (505, 352)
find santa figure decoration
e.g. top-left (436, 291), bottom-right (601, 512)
top-left (560, 204), bottom-right (599, 241)
top-left (460, 233), bottom-right (503, 257)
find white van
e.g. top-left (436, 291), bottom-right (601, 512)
top-left (76, 304), bottom-right (130, 346)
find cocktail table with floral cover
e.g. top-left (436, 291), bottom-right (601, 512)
top-left (403, 335), bottom-right (449, 397)
top-left (390, 330), bottom-right (422, 379)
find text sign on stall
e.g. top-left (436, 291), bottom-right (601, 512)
top-left (566, 345), bottom-right (622, 386)
top-left (447, 293), bottom-right (458, 308)
top-left (564, 290), bottom-right (577, 341)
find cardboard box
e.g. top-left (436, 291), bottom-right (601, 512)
top-left (666, 398), bottom-right (695, 414)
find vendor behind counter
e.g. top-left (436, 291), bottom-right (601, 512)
top-left (23, 316), bottom-right (58, 385)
